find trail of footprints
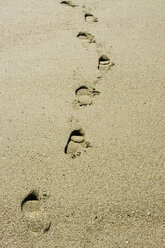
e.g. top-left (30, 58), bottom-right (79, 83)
top-left (63, 1), bottom-right (115, 158)
top-left (21, 1), bottom-right (115, 233)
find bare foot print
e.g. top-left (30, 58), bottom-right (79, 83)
top-left (85, 13), bottom-right (98, 23)
top-left (21, 191), bottom-right (51, 233)
top-left (75, 86), bottom-right (100, 106)
top-left (64, 129), bottom-right (92, 158)
top-left (60, 1), bottom-right (78, 7)
top-left (77, 32), bottom-right (96, 43)
top-left (98, 55), bottom-right (115, 71)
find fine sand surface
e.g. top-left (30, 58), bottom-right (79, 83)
top-left (0, 0), bottom-right (164, 247)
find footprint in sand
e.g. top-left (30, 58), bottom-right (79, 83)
top-left (85, 13), bottom-right (98, 23)
top-left (77, 32), bottom-right (96, 43)
top-left (21, 191), bottom-right (51, 233)
top-left (75, 86), bottom-right (100, 106)
top-left (60, 1), bottom-right (78, 7)
top-left (98, 55), bottom-right (115, 71)
top-left (64, 129), bottom-right (92, 158)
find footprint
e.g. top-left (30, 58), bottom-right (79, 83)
top-left (98, 55), bottom-right (115, 71)
top-left (60, 1), bottom-right (78, 7)
top-left (21, 191), bottom-right (50, 233)
top-left (77, 32), bottom-right (96, 43)
top-left (75, 86), bottom-right (100, 106)
top-left (85, 13), bottom-right (98, 23)
top-left (64, 129), bottom-right (92, 158)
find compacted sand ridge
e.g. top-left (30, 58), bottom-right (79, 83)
top-left (0, 0), bottom-right (164, 247)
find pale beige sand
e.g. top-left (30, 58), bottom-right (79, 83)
top-left (0, 0), bottom-right (164, 247)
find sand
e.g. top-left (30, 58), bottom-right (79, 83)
top-left (0, 0), bottom-right (164, 247)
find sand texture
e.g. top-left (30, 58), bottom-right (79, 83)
top-left (0, 0), bottom-right (164, 247)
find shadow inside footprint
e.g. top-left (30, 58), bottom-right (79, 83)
top-left (85, 13), bottom-right (98, 23)
top-left (21, 192), bottom-right (38, 209)
top-left (60, 1), bottom-right (78, 7)
top-left (21, 192), bottom-right (49, 233)
top-left (65, 129), bottom-right (91, 158)
top-left (75, 86), bottom-right (100, 106)
top-left (77, 32), bottom-right (96, 43)
top-left (98, 55), bottom-right (115, 71)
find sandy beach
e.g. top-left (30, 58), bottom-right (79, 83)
top-left (0, 0), bottom-right (164, 247)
